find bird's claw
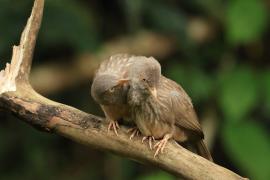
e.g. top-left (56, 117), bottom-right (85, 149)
top-left (127, 128), bottom-right (140, 140)
top-left (108, 121), bottom-right (119, 136)
top-left (142, 136), bottom-right (155, 150)
top-left (153, 134), bottom-right (171, 157)
top-left (153, 139), bottom-right (167, 157)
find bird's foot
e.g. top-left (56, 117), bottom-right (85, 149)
top-left (153, 134), bottom-right (171, 157)
top-left (142, 136), bottom-right (155, 150)
top-left (107, 121), bottom-right (120, 136)
top-left (127, 127), bottom-right (140, 140)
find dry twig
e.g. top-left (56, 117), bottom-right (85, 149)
top-left (0, 0), bottom-right (248, 179)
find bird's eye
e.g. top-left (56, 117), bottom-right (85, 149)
top-left (109, 87), bottom-right (115, 93)
top-left (142, 78), bottom-right (146, 82)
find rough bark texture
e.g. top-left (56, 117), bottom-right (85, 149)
top-left (0, 0), bottom-right (248, 179)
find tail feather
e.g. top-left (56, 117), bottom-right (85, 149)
top-left (195, 140), bottom-right (213, 161)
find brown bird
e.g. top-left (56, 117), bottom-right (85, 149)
top-left (128, 61), bottom-right (212, 161)
top-left (91, 54), bottom-right (160, 135)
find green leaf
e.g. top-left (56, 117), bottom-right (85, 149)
top-left (137, 171), bottom-right (174, 180)
top-left (262, 71), bottom-right (270, 109)
top-left (223, 121), bottom-right (270, 180)
top-left (226, 0), bottom-right (267, 44)
top-left (219, 67), bottom-right (258, 121)
top-left (166, 64), bottom-right (213, 103)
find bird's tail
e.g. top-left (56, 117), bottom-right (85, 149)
top-left (195, 140), bottom-right (213, 161)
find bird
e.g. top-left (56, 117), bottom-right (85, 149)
top-left (127, 59), bottom-right (213, 161)
top-left (91, 54), bottom-right (161, 135)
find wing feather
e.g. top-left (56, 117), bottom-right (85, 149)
top-left (160, 76), bottom-right (204, 138)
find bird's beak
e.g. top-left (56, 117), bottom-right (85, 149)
top-left (117, 79), bottom-right (129, 86)
top-left (150, 87), bottom-right (157, 98)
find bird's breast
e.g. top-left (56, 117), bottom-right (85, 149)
top-left (132, 101), bottom-right (173, 139)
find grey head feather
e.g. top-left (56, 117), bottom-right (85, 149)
top-left (91, 74), bottom-right (129, 105)
top-left (128, 56), bottom-right (161, 89)
top-left (127, 56), bottom-right (161, 106)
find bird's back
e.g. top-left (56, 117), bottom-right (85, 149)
top-left (159, 76), bottom-right (204, 139)
top-left (96, 54), bottom-right (161, 79)
top-left (160, 76), bottom-right (212, 160)
top-left (95, 54), bottom-right (135, 78)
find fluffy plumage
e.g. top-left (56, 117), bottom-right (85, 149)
top-left (91, 54), bottom-right (161, 135)
top-left (128, 63), bottom-right (212, 160)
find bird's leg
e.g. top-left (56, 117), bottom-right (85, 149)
top-left (142, 136), bottom-right (155, 150)
top-left (153, 134), bottom-right (172, 157)
top-left (127, 127), bottom-right (140, 140)
top-left (107, 120), bottom-right (120, 136)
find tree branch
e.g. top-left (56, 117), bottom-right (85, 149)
top-left (0, 0), bottom-right (248, 179)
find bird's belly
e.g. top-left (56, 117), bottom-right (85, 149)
top-left (102, 104), bottom-right (130, 121)
top-left (135, 114), bottom-right (172, 140)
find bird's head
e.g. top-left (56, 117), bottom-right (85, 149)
top-left (91, 74), bottom-right (129, 105)
top-left (128, 79), bottom-right (157, 106)
top-left (128, 57), bottom-right (161, 105)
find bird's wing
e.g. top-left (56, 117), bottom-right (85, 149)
top-left (160, 76), bottom-right (204, 138)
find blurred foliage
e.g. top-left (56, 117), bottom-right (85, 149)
top-left (262, 71), bottom-right (270, 110)
top-left (0, 0), bottom-right (270, 180)
top-left (223, 121), bottom-right (270, 180)
top-left (40, 0), bottom-right (99, 52)
top-left (226, 0), bottom-right (267, 44)
top-left (219, 67), bottom-right (259, 121)
top-left (167, 64), bottom-right (214, 103)
top-left (137, 171), bottom-right (174, 180)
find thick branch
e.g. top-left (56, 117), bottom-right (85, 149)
top-left (0, 0), bottom-right (248, 179)
top-left (0, 91), bottom-right (247, 180)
